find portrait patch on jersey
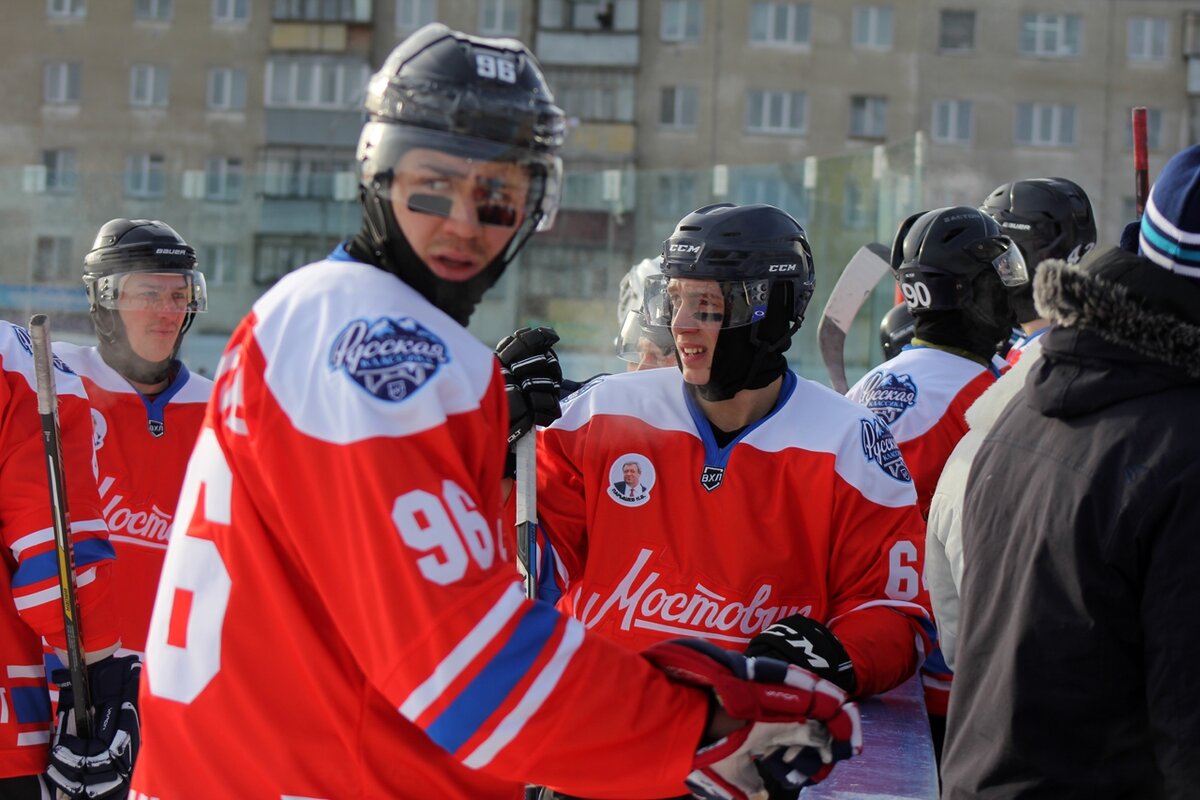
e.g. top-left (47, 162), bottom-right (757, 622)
top-left (12, 325), bottom-right (75, 375)
top-left (860, 416), bottom-right (912, 483)
top-left (329, 316), bottom-right (450, 402)
top-left (860, 371), bottom-right (917, 425)
top-left (607, 452), bottom-right (656, 507)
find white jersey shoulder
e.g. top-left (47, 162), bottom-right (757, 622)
top-left (54, 342), bottom-right (213, 403)
top-left (251, 258), bottom-right (496, 444)
top-left (743, 376), bottom-right (917, 509)
top-left (553, 368), bottom-right (695, 436)
top-left (848, 347), bottom-right (996, 441)
top-left (0, 320), bottom-right (88, 399)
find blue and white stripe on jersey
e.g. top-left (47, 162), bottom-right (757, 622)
top-left (251, 258), bottom-right (498, 444)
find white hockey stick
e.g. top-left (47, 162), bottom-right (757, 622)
top-left (514, 433), bottom-right (537, 601)
top-left (816, 243), bottom-right (891, 393)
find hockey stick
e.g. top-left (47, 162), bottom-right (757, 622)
top-left (816, 242), bottom-right (892, 393)
top-left (1132, 107), bottom-right (1149, 218)
top-left (29, 314), bottom-right (93, 739)
top-left (514, 433), bottom-right (540, 800)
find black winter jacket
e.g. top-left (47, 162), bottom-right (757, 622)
top-left (941, 247), bottom-right (1200, 800)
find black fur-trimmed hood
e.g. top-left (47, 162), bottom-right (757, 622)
top-left (1034, 247), bottom-right (1200, 379)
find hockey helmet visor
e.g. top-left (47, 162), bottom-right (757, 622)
top-left (642, 274), bottom-right (773, 330)
top-left (87, 269), bottom-right (208, 314)
top-left (614, 309), bottom-right (678, 368)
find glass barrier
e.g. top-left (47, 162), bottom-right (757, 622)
top-left (0, 136), bottom-right (923, 386)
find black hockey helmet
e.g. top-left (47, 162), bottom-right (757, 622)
top-left (645, 203), bottom-right (815, 399)
top-left (980, 177), bottom-right (1096, 323)
top-left (356, 23), bottom-right (565, 323)
top-left (83, 218), bottom-right (206, 386)
top-left (879, 302), bottom-right (915, 361)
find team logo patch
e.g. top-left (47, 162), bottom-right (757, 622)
top-left (12, 325), bottom-right (75, 375)
top-left (147, 419), bottom-right (165, 438)
top-left (699, 465), bottom-right (724, 492)
top-left (607, 452), bottom-right (655, 508)
top-left (329, 316), bottom-right (449, 402)
top-left (860, 371), bottom-right (917, 425)
top-left (860, 416), bottom-right (912, 483)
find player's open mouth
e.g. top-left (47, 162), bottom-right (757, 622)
top-left (431, 254), bottom-right (480, 273)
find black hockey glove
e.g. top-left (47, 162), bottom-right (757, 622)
top-left (746, 614), bottom-right (857, 695)
top-left (46, 655), bottom-right (141, 800)
top-left (1119, 219), bottom-right (1141, 254)
top-left (496, 327), bottom-right (563, 446)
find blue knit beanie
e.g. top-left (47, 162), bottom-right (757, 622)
top-left (1139, 144), bottom-right (1200, 278)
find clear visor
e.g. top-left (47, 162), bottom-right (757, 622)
top-left (359, 122), bottom-right (563, 233)
top-left (643, 275), bottom-right (771, 331)
top-left (966, 237), bottom-right (1029, 287)
top-left (92, 270), bottom-right (208, 313)
top-left (614, 310), bottom-right (678, 370)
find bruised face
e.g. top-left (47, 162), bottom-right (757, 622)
top-left (391, 148), bottom-right (531, 283)
top-left (668, 278), bottom-right (725, 386)
top-left (116, 272), bottom-right (189, 363)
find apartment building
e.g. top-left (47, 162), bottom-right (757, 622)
top-left (1, 1), bottom-right (1197, 368)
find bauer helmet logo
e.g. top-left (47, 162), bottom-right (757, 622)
top-left (154, 248), bottom-right (188, 255)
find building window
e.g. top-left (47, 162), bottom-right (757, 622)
top-left (938, 9), bottom-right (975, 52)
top-left (266, 58), bottom-right (370, 109)
top-left (1125, 107), bottom-right (1164, 150)
top-left (932, 99), bottom-right (973, 144)
top-left (659, 86), bottom-right (698, 129)
top-left (261, 147), bottom-right (355, 198)
top-left (135, 0), bottom-right (173, 20)
top-left (47, 0), bottom-right (85, 18)
top-left (125, 153), bottom-right (166, 198)
top-left (661, 0), bottom-right (702, 43)
top-left (654, 173), bottom-right (696, 219)
top-left (205, 157), bottom-right (243, 202)
top-left (479, 0), bottom-right (520, 35)
top-left (273, 0), bottom-right (367, 21)
top-left (43, 149), bottom-right (78, 193)
top-left (1128, 17), bottom-right (1169, 63)
top-left (33, 237), bottom-right (75, 283)
top-left (746, 90), bottom-right (806, 135)
top-left (130, 64), bottom-right (170, 108)
top-left (850, 95), bottom-right (888, 138)
top-left (1015, 102), bottom-right (1076, 147)
top-left (396, 0), bottom-right (436, 32)
top-left (198, 244), bottom-right (239, 286)
top-left (43, 62), bottom-right (81, 105)
top-left (853, 5), bottom-right (893, 50)
top-left (253, 235), bottom-right (331, 286)
top-left (1019, 13), bottom-right (1082, 58)
top-left (540, 0), bottom-right (637, 31)
top-left (213, 0), bottom-right (249, 23)
top-left (749, 3), bottom-right (810, 47)
top-left (208, 68), bottom-right (247, 111)
top-left (553, 70), bottom-right (635, 122)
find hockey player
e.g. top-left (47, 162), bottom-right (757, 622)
top-left (0, 321), bottom-right (139, 800)
top-left (846, 205), bottom-right (1026, 756)
top-left (943, 144), bottom-right (1200, 799)
top-left (49, 219), bottom-right (212, 660)
top-left (528, 205), bottom-right (931, 772)
top-left (615, 256), bottom-right (676, 371)
top-left (979, 177), bottom-right (1096, 364)
top-left (879, 302), bottom-right (915, 361)
top-left (130, 25), bottom-right (861, 800)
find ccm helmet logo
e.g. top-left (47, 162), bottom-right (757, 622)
top-left (768, 263), bottom-right (797, 272)
top-left (155, 248), bottom-right (187, 255)
top-left (669, 243), bottom-right (701, 254)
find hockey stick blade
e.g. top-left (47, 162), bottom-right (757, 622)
top-left (514, 433), bottom-right (537, 601)
top-left (817, 243), bottom-right (891, 394)
top-left (29, 314), bottom-right (94, 739)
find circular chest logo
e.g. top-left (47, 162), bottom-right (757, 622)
top-left (607, 453), bottom-right (656, 508)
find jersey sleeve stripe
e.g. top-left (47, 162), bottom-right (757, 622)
top-left (12, 538), bottom-right (115, 588)
top-left (13, 566), bottom-right (97, 611)
top-left (828, 598), bottom-right (931, 626)
top-left (6, 665), bottom-right (45, 680)
top-left (462, 615), bottom-right (584, 769)
top-left (424, 598), bottom-right (561, 754)
top-left (10, 686), bottom-right (51, 725)
top-left (399, 583), bottom-right (525, 721)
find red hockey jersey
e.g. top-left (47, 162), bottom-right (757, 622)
top-left (0, 322), bottom-right (117, 778)
top-left (130, 257), bottom-right (713, 800)
top-left (847, 346), bottom-right (1005, 518)
top-left (53, 343), bottom-right (211, 657)
top-left (537, 369), bottom-right (932, 702)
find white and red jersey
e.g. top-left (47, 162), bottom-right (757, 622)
top-left (847, 346), bottom-right (1006, 519)
top-left (0, 322), bottom-right (117, 778)
top-left (847, 344), bottom-right (1005, 715)
top-left (1005, 327), bottom-right (1049, 366)
top-left (53, 343), bottom-right (211, 657)
top-left (131, 255), bottom-right (712, 800)
top-left (536, 368), bottom-right (932, 701)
